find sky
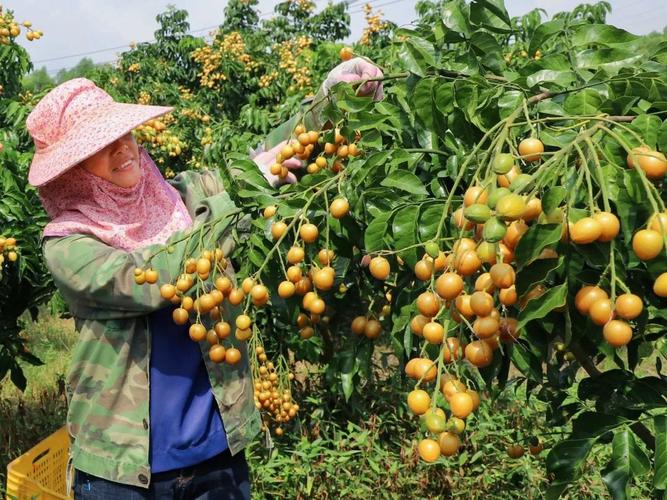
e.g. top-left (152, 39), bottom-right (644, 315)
top-left (5, 0), bottom-right (667, 76)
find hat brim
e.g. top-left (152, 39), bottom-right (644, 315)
top-left (28, 102), bottom-right (174, 186)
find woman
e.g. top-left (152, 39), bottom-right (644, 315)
top-left (27, 58), bottom-right (383, 499)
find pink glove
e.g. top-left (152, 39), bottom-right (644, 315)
top-left (321, 58), bottom-right (384, 100)
top-left (253, 140), bottom-right (302, 187)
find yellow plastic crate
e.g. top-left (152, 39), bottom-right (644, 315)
top-left (5, 426), bottom-right (72, 500)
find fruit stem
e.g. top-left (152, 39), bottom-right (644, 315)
top-left (253, 174), bottom-right (341, 279)
top-left (434, 119), bottom-right (508, 240)
top-left (573, 143), bottom-right (597, 213)
top-left (521, 99), bottom-right (537, 137)
top-left (599, 125), bottom-right (667, 252)
top-left (584, 137), bottom-right (611, 213)
top-left (431, 320), bottom-right (449, 409)
top-left (323, 189), bottom-right (331, 251)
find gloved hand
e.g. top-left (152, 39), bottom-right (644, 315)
top-left (253, 140), bottom-right (302, 187)
top-left (320, 57), bottom-right (384, 100)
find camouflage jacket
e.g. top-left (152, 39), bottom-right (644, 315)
top-left (43, 170), bottom-right (261, 488)
top-left (42, 94), bottom-right (323, 488)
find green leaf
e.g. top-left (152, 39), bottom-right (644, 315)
top-left (516, 256), bottom-right (563, 296)
top-left (571, 24), bottom-right (638, 47)
top-left (658, 120), bottom-right (667, 153)
top-left (514, 223), bottom-right (563, 269)
top-left (399, 37), bottom-right (436, 77)
top-left (542, 187), bottom-right (567, 215)
top-left (364, 212), bottom-right (392, 252)
top-left (572, 412), bottom-right (627, 439)
top-left (526, 70), bottom-right (576, 89)
top-left (546, 437), bottom-right (595, 482)
top-left (529, 19), bottom-right (565, 56)
top-left (510, 342), bottom-right (542, 382)
top-left (518, 282), bottom-right (567, 329)
top-left (418, 203), bottom-right (445, 242)
top-left (470, 0), bottom-right (511, 32)
top-left (497, 91), bottom-right (522, 119)
top-left (442, 1), bottom-right (472, 37)
top-left (411, 78), bottom-right (436, 130)
top-left (339, 349), bottom-right (358, 402)
top-left (564, 89), bottom-right (604, 115)
top-left (392, 206), bottom-right (420, 268)
top-left (656, 415), bottom-right (667, 490)
top-left (470, 31), bottom-right (501, 57)
top-left (380, 170), bottom-right (428, 195)
top-left (628, 114), bottom-right (662, 149)
top-left (602, 428), bottom-right (651, 500)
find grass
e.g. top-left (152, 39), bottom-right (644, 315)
top-left (0, 312), bottom-right (658, 499)
top-left (1, 311), bottom-right (76, 495)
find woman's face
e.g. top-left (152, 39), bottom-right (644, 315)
top-left (81, 133), bottom-right (141, 187)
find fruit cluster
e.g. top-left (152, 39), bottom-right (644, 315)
top-left (360, 3), bottom-right (389, 46)
top-left (289, 0), bottom-right (316, 12)
top-left (273, 36), bottom-right (313, 92)
top-left (133, 238), bottom-right (304, 437)
top-left (192, 31), bottom-right (259, 90)
top-left (0, 236), bottom-right (18, 265)
top-left (134, 117), bottom-right (185, 158)
top-left (574, 286), bottom-right (643, 347)
top-left (355, 134), bottom-right (667, 463)
top-left (271, 124), bottom-right (362, 181)
top-left (406, 374), bottom-right (480, 462)
top-left (133, 247), bottom-right (247, 365)
top-left (258, 70), bottom-right (278, 89)
top-left (252, 345), bottom-right (299, 436)
top-left (0, 6), bottom-right (42, 44)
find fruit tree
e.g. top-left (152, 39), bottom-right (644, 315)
top-left (2, 1), bottom-right (667, 497)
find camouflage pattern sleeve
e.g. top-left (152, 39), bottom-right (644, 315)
top-left (42, 190), bottom-right (240, 320)
top-left (168, 169), bottom-right (226, 215)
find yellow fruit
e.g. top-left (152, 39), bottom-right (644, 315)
top-left (593, 212), bottom-right (620, 242)
top-left (518, 138), bottom-right (544, 162)
top-left (423, 321), bottom-right (445, 344)
top-left (407, 389), bottom-right (431, 415)
top-left (351, 316), bottom-right (367, 335)
top-left (571, 217), bottom-right (603, 244)
top-left (438, 432), bottom-right (460, 456)
top-left (418, 439), bottom-right (441, 463)
top-left (330, 198), bottom-right (350, 218)
top-left (603, 320), bottom-right (633, 347)
top-left (632, 229), bottom-right (664, 260)
top-left (369, 256), bottom-right (390, 280)
top-left (449, 392), bottom-right (474, 418)
top-left (653, 273), bottom-right (667, 297)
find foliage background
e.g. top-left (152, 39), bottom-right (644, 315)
top-left (1, 0), bottom-right (666, 498)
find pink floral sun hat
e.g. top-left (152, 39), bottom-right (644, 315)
top-left (26, 77), bottom-right (173, 187)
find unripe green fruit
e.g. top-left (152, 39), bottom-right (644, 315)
top-left (423, 412), bottom-right (447, 434)
top-left (463, 204), bottom-right (493, 224)
top-left (425, 241), bottom-right (440, 259)
top-left (493, 153), bottom-right (515, 174)
top-left (487, 187), bottom-right (511, 209)
top-left (483, 217), bottom-right (508, 243)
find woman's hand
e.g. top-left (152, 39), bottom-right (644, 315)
top-left (253, 141), bottom-right (302, 187)
top-left (321, 58), bottom-right (384, 100)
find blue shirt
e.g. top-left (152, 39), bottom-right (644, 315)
top-left (148, 306), bottom-right (228, 473)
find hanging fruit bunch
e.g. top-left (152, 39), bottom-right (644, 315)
top-left (0, 236), bottom-right (18, 267)
top-left (0, 5), bottom-right (42, 45)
